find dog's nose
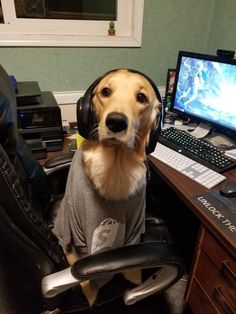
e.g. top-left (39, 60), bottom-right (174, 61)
top-left (106, 112), bottom-right (128, 133)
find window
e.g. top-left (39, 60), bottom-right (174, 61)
top-left (0, 0), bottom-right (144, 47)
top-left (14, 0), bottom-right (117, 21)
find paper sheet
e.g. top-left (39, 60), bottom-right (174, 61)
top-left (190, 122), bottom-right (211, 138)
top-left (225, 149), bottom-right (236, 160)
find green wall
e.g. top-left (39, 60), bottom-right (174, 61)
top-left (0, 0), bottom-right (234, 91)
top-left (207, 0), bottom-right (236, 53)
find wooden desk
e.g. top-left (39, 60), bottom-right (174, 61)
top-left (148, 156), bottom-right (236, 313)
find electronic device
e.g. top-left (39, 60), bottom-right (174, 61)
top-left (26, 139), bottom-right (47, 159)
top-left (220, 182), bottom-right (236, 198)
top-left (151, 142), bottom-right (226, 189)
top-left (159, 127), bottom-right (236, 173)
top-left (17, 91), bottom-right (63, 152)
top-left (216, 49), bottom-right (235, 59)
top-left (77, 68), bottom-right (162, 155)
top-left (170, 51), bottom-right (236, 138)
top-left (16, 81), bottom-right (41, 106)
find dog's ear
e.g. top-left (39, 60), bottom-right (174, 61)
top-left (127, 69), bottom-right (162, 155)
top-left (137, 99), bottom-right (162, 156)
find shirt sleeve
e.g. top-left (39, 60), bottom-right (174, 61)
top-left (53, 150), bottom-right (86, 251)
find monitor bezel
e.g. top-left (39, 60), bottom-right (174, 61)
top-left (170, 50), bottom-right (236, 137)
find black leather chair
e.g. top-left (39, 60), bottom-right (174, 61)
top-left (0, 65), bottom-right (184, 314)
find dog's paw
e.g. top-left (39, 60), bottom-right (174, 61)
top-left (80, 280), bottom-right (98, 307)
top-left (122, 269), bottom-right (142, 286)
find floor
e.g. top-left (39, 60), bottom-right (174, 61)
top-left (77, 275), bottom-right (189, 314)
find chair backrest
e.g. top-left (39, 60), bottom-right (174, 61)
top-left (0, 64), bottom-right (50, 216)
top-left (0, 140), bottom-right (68, 311)
top-left (0, 64), bottom-right (69, 311)
top-left (0, 64), bottom-right (18, 155)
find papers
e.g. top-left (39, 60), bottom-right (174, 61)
top-left (225, 149), bottom-right (236, 160)
top-left (190, 122), bottom-right (211, 138)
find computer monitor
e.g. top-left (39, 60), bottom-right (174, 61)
top-left (171, 51), bottom-right (236, 137)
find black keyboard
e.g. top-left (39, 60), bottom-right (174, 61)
top-left (158, 127), bottom-right (236, 173)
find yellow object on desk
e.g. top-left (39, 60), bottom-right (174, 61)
top-left (76, 134), bottom-right (84, 148)
top-left (69, 134), bottom-right (84, 151)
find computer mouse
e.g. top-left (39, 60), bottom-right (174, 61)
top-left (220, 183), bottom-right (236, 198)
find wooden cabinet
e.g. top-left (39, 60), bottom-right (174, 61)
top-left (149, 155), bottom-right (236, 313)
top-left (186, 227), bottom-right (236, 314)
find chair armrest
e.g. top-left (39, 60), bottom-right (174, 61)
top-left (42, 242), bottom-right (184, 301)
top-left (43, 152), bottom-right (74, 175)
top-left (71, 242), bottom-right (183, 280)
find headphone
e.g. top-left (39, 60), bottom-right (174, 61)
top-left (77, 69), bottom-right (162, 155)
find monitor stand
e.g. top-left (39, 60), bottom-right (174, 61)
top-left (190, 122), bottom-right (211, 139)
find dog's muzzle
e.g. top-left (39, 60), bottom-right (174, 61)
top-left (105, 112), bottom-right (128, 133)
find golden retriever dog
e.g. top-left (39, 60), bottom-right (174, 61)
top-left (53, 69), bottom-right (162, 306)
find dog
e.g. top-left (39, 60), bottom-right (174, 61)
top-left (53, 69), bottom-right (162, 305)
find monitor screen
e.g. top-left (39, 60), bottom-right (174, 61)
top-left (171, 51), bottom-right (236, 136)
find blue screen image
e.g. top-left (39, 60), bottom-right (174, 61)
top-left (173, 56), bottom-right (236, 132)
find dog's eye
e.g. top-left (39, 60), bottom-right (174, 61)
top-left (101, 87), bottom-right (111, 97)
top-left (137, 92), bottom-right (148, 104)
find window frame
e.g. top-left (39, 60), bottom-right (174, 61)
top-left (0, 0), bottom-right (144, 47)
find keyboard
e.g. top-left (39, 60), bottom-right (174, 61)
top-left (159, 127), bottom-right (236, 173)
top-left (151, 143), bottom-right (226, 189)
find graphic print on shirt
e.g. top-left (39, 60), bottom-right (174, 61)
top-left (91, 218), bottom-right (121, 253)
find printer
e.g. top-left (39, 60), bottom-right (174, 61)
top-left (16, 81), bottom-right (63, 158)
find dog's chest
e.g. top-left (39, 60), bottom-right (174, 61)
top-left (69, 150), bottom-right (146, 254)
top-left (82, 146), bottom-right (146, 201)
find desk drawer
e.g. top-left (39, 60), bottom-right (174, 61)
top-left (187, 278), bottom-right (220, 314)
top-left (196, 230), bottom-right (236, 313)
top-left (201, 228), bottom-right (235, 271)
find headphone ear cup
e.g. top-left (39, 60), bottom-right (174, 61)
top-left (77, 93), bottom-right (97, 139)
top-left (77, 96), bottom-right (88, 139)
top-left (145, 83), bottom-right (162, 155)
top-left (146, 109), bottom-right (162, 155)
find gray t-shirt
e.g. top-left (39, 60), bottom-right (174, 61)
top-left (53, 149), bottom-right (146, 255)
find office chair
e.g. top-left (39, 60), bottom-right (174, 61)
top-left (0, 64), bottom-right (185, 313)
